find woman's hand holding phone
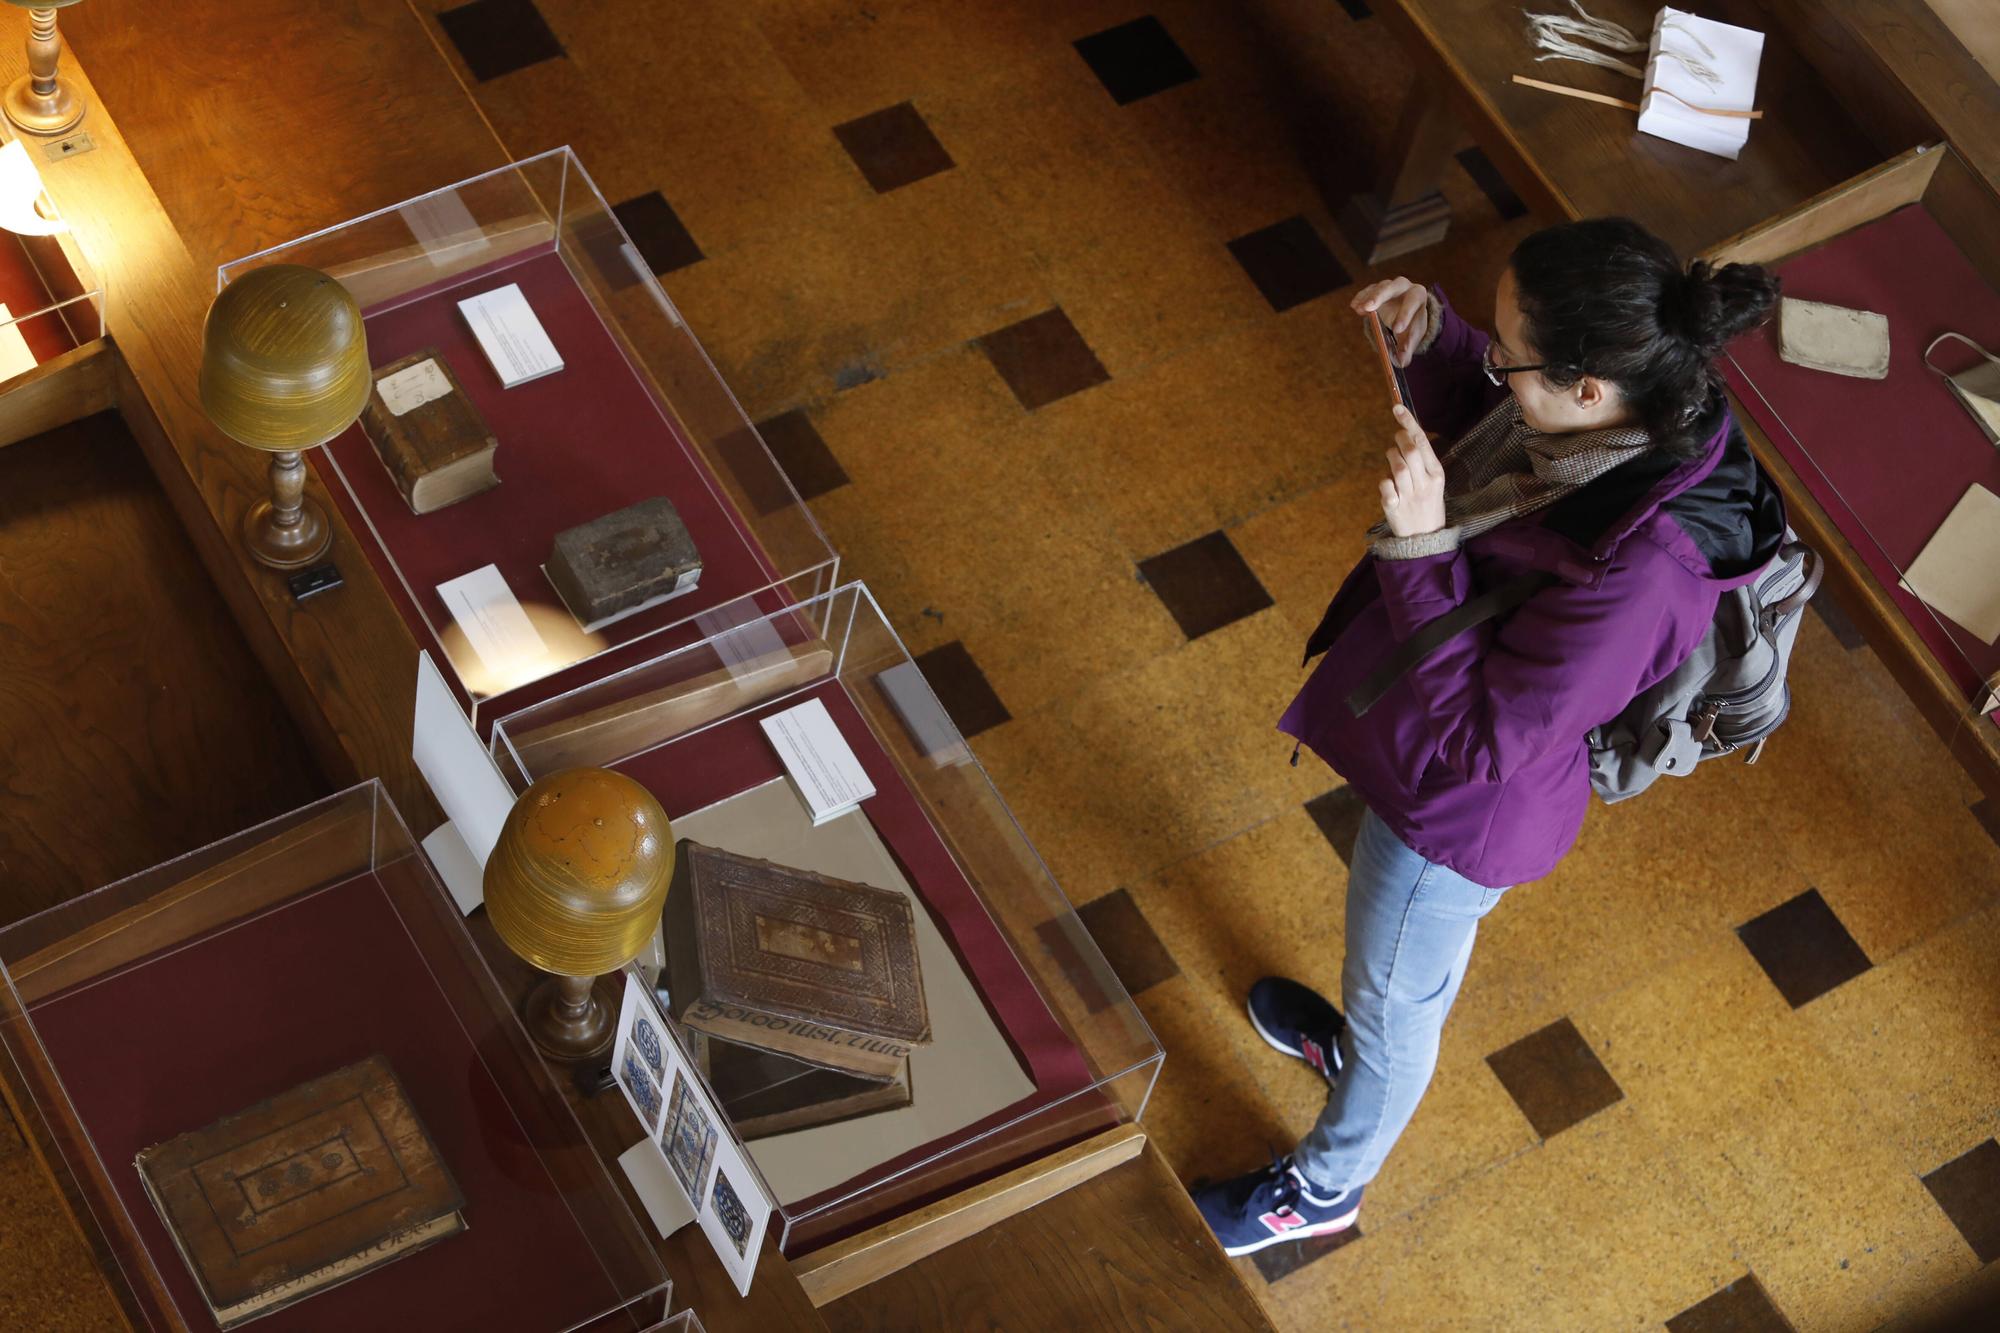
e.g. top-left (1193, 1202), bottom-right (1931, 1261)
top-left (1379, 404), bottom-right (1447, 537)
top-left (1351, 277), bottom-right (1429, 367)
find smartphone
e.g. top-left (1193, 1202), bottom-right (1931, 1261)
top-left (1365, 310), bottom-right (1415, 409)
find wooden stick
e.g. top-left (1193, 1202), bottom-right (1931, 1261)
top-left (1510, 74), bottom-right (1763, 119)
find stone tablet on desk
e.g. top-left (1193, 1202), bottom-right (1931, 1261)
top-left (361, 348), bottom-right (500, 514)
top-left (546, 496), bottom-right (702, 629)
top-left (1777, 298), bottom-right (1890, 380)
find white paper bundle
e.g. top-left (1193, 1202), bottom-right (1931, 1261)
top-left (1637, 8), bottom-right (1762, 159)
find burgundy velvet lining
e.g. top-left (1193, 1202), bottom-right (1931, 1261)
top-left (310, 246), bottom-right (785, 719)
top-left (1721, 205), bottom-right (2000, 720)
top-left (28, 874), bottom-right (623, 1332)
top-left (0, 232), bottom-right (79, 365)
top-left (613, 681), bottom-right (1099, 1218)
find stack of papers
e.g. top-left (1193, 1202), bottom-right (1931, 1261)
top-left (1637, 7), bottom-right (1763, 160)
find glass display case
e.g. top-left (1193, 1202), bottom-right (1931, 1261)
top-left (0, 782), bottom-right (672, 1332)
top-left (491, 582), bottom-right (1164, 1257)
top-left (216, 149), bottom-right (837, 727)
top-left (1715, 143), bottom-right (2000, 734)
top-left (0, 143), bottom-right (104, 387)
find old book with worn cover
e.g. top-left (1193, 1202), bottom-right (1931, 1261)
top-left (663, 841), bottom-right (930, 1082)
top-left (134, 1055), bottom-right (465, 1329)
top-left (360, 348), bottom-right (500, 514)
top-left (691, 1029), bottom-right (912, 1139)
top-left (547, 496), bottom-right (703, 629)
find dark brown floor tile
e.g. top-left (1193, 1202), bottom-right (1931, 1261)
top-left (1970, 799), bottom-right (1999, 852)
top-left (833, 101), bottom-right (955, 194)
top-left (1139, 531), bottom-right (1274, 640)
top-left (0, 1096), bottom-right (21, 1160)
top-left (1809, 592), bottom-right (1867, 650)
top-left (1454, 147), bottom-right (1528, 221)
top-left (913, 640), bottom-right (1011, 740)
top-left (1666, 1273), bottom-right (1797, 1333)
top-left (1074, 16), bottom-right (1199, 106)
top-left (611, 191), bottom-right (704, 277)
top-left (1037, 913), bottom-right (1120, 1015)
top-left (1250, 1220), bottom-right (1364, 1283)
top-left (1076, 887), bottom-right (1181, 997)
top-left (1735, 888), bottom-right (1872, 1009)
top-left (438, 0), bottom-right (564, 83)
top-left (1226, 216), bottom-right (1351, 313)
top-left (1485, 1016), bottom-right (1624, 1139)
top-left (1923, 1139), bottom-right (2000, 1263)
top-left (753, 409), bottom-right (849, 503)
top-left (976, 309), bottom-right (1110, 411)
top-left (1304, 787), bottom-right (1366, 867)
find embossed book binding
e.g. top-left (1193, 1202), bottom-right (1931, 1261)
top-left (133, 1055), bottom-right (465, 1329)
top-left (360, 347), bottom-right (500, 514)
top-left (691, 1029), bottom-right (912, 1139)
top-left (547, 496), bottom-right (703, 628)
top-left (663, 841), bottom-right (930, 1082)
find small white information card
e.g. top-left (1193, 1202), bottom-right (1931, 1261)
top-left (760, 697), bottom-right (876, 825)
top-left (437, 563), bottom-right (548, 679)
top-left (457, 282), bottom-right (563, 387)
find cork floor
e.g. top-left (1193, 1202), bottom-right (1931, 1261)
top-left (413, 2), bottom-right (2000, 1329)
top-left (398, 2), bottom-right (2000, 1328)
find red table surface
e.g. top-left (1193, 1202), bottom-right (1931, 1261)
top-left (1722, 204), bottom-right (2000, 715)
top-left (311, 246), bottom-right (790, 721)
top-left (615, 681), bottom-right (1101, 1225)
top-left (28, 873), bottom-right (636, 1332)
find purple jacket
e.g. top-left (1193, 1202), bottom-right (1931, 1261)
top-left (1280, 294), bottom-right (1781, 888)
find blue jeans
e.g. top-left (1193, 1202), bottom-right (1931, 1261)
top-left (1293, 809), bottom-right (1509, 1195)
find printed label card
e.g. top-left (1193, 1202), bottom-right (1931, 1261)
top-left (612, 971), bottom-right (773, 1296)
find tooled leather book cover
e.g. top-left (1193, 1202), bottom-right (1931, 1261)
top-left (133, 1055), bottom-right (465, 1328)
top-left (663, 841), bottom-right (930, 1082)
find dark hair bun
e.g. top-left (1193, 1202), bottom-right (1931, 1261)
top-left (1677, 258), bottom-right (1780, 353)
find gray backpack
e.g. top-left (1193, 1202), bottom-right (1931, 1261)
top-left (1585, 535), bottom-right (1820, 802)
top-left (1347, 536), bottom-right (1822, 802)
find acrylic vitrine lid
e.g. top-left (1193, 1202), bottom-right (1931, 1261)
top-left (0, 781), bottom-right (671, 1332)
top-left (215, 148), bottom-right (837, 726)
top-left (490, 582), bottom-right (1164, 1256)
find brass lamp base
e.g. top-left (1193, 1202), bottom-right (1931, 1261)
top-left (2, 72), bottom-right (81, 136)
top-left (242, 493), bottom-right (332, 569)
top-left (523, 973), bottom-right (613, 1061)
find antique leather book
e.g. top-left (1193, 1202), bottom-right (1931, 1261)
top-left (134, 1055), bottom-right (465, 1328)
top-left (547, 496), bottom-right (703, 628)
top-left (663, 841), bottom-right (930, 1081)
top-left (692, 1029), bottom-right (912, 1139)
top-left (360, 347), bottom-right (500, 514)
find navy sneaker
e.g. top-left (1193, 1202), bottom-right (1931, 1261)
top-left (1192, 1156), bottom-right (1362, 1257)
top-left (1247, 976), bottom-right (1344, 1084)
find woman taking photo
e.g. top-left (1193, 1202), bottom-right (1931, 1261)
top-left (1193, 217), bottom-right (1784, 1255)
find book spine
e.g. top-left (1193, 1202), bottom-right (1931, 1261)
top-left (679, 1000), bottom-right (907, 1081)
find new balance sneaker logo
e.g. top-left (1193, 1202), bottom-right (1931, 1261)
top-left (1258, 1207), bottom-right (1312, 1237)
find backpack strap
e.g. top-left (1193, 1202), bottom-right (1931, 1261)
top-left (1347, 571), bottom-right (1556, 717)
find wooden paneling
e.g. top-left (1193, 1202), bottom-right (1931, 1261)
top-left (64, 1), bottom-right (506, 272)
top-left (0, 340), bottom-right (114, 451)
top-left (820, 1142), bottom-right (1277, 1333)
top-left (0, 409), bottom-right (325, 924)
top-left (795, 1125), bottom-right (1149, 1306)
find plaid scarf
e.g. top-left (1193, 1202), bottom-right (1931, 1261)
top-left (1371, 396), bottom-right (1651, 544)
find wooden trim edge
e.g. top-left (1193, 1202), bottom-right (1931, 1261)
top-left (0, 339), bottom-right (116, 449)
top-left (793, 1123), bottom-right (1148, 1308)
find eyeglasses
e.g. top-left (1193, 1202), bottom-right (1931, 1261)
top-left (1482, 343), bottom-right (1548, 387)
